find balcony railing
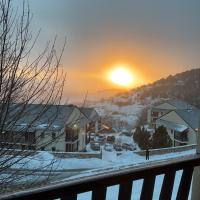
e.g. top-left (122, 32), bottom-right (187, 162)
top-left (1, 154), bottom-right (200, 200)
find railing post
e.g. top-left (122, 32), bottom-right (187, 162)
top-left (191, 120), bottom-right (200, 200)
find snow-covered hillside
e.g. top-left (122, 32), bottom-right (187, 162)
top-left (89, 91), bottom-right (161, 130)
top-left (88, 68), bottom-right (200, 130)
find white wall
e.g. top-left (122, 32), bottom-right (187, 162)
top-left (36, 107), bottom-right (90, 152)
top-left (157, 111), bottom-right (197, 145)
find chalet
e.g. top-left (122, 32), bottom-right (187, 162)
top-left (0, 104), bottom-right (91, 152)
top-left (147, 99), bottom-right (200, 146)
top-left (147, 99), bottom-right (196, 128)
top-left (156, 109), bottom-right (200, 146)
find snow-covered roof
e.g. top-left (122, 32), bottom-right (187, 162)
top-left (4, 104), bottom-right (76, 132)
top-left (167, 99), bottom-right (195, 109)
top-left (152, 99), bottom-right (197, 111)
top-left (79, 107), bottom-right (99, 121)
top-left (151, 107), bottom-right (171, 113)
top-left (157, 119), bottom-right (189, 132)
top-left (175, 109), bottom-right (200, 130)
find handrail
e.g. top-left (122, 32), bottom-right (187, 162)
top-left (1, 154), bottom-right (200, 200)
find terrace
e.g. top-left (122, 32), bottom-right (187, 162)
top-left (1, 152), bottom-right (200, 200)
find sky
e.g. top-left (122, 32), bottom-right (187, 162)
top-left (17, 0), bottom-right (200, 102)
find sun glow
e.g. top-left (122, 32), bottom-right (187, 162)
top-left (109, 67), bottom-right (134, 87)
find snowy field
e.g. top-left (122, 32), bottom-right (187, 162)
top-left (2, 149), bottom-right (195, 171)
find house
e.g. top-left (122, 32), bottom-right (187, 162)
top-left (156, 109), bottom-right (200, 146)
top-left (147, 99), bottom-right (200, 146)
top-left (147, 99), bottom-right (196, 128)
top-left (80, 107), bottom-right (101, 133)
top-left (37, 104), bottom-right (91, 152)
top-left (79, 107), bottom-right (101, 143)
top-left (0, 104), bottom-right (90, 152)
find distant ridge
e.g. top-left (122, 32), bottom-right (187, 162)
top-left (132, 68), bottom-right (200, 107)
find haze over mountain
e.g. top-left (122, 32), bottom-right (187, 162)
top-left (89, 68), bottom-right (200, 130)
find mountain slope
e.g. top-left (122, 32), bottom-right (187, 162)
top-left (135, 68), bottom-right (200, 107)
top-left (89, 68), bottom-right (200, 130)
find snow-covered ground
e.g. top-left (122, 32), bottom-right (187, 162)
top-left (54, 149), bottom-right (195, 200)
top-left (115, 134), bottom-right (135, 145)
top-left (1, 149), bottom-right (196, 199)
top-left (0, 151), bottom-right (110, 171)
top-left (3, 149), bottom-right (195, 171)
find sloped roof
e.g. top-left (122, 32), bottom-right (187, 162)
top-left (4, 104), bottom-right (75, 131)
top-left (175, 109), bottom-right (200, 130)
top-left (80, 107), bottom-right (99, 121)
top-left (151, 107), bottom-right (171, 112)
top-left (157, 119), bottom-right (189, 132)
top-left (166, 99), bottom-right (196, 110)
top-left (152, 99), bottom-right (197, 113)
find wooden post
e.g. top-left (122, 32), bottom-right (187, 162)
top-left (191, 120), bottom-right (200, 200)
top-left (196, 121), bottom-right (200, 154)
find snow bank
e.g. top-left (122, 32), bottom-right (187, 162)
top-left (1, 151), bottom-right (111, 171)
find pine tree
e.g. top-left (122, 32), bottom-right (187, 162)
top-left (133, 126), bottom-right (151, 150)
top-left (133, 126), bottom-right (141, 142)
top-left (152, 126), bottom-right (172, 149)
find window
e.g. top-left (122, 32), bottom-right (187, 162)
top-left (41, 132), bottom-right (45, 139)
top-left (52, 132), bottom-right (56, 140)
top-left (52, 147), bottom-right (56, 151)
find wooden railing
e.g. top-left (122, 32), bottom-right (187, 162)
top-left (1, 154), bottom-right (200, 200)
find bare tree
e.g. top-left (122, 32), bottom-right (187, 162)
top-left (0, 0), bottom-right (67, 193)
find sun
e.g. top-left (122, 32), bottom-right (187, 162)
top-left (109, 67), bottom-right (134, 87)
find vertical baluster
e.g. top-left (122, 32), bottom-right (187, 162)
top-left (159, 170), bottom-right (176, 200)
top-left (140, 175), bottom-right (156, 200)
top-left (92, 187), bottom-right (107, 200)
top-left (176, 167), bottom-right (194, 200)
top-left (118, 180), bottom-right (133, 200)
